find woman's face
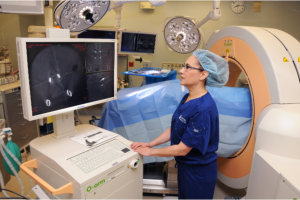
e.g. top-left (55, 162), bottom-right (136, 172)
top-left (180, 55), bottom-right (206, 87)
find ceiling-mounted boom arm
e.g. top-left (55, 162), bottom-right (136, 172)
top-left (196, 0), bottom-right (221, 28)
top-left (109, 0), bottom-right (166, 29)
top-left (113, 0), bottom-right (166, 7)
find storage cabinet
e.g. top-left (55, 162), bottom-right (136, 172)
top-left (0, 81), bottom-right (39, 149)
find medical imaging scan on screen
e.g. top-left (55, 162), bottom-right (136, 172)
top-left (78, 30), bottom-right (116, 39)
top-left (121, 32), bottom-right (156, 53)
top-left (26, 42), bottom-right (114, 116)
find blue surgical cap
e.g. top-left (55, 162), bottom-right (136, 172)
top-left (193, 49), bottom-right (229, 88)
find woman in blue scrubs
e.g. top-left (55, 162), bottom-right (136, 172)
top-left (130, 49), bottom-right (229, 199)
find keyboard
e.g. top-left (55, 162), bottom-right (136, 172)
top-left (68, 140), bottom-right (130, 173)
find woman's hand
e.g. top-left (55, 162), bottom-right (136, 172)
top-left (133, 147), bottom-right (152, 156)
top-left (130, 142), bottom-right (150, 150)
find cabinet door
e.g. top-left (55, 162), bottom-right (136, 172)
top-left (10, 117), bottom-right (35, 134)
top-left (12, 123), bottom-right (38, 149)
top-left (7, 107), bottom-right (23, 124)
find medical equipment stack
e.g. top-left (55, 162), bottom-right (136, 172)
top-left (22, 125), bottom-right (143, 199)
top-left (17, 28), bottom-right (143, 199)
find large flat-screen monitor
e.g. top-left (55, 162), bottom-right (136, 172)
top-left (16, 38), bottom-right (117, 121)
top-left (78, 28), bottom-right (117, 39)
top-left (119, 30), bottom-right (157, 54)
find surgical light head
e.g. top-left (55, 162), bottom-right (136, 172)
top-left (54, 0), bottom-right (110, 35)
top-left (193, 49), bottom-right (229, 88)
top-left (164, 16), bottom-right (201, 54)
top-left (148, 0), bottom-right (166, 7)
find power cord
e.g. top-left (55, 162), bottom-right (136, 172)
top-left (26, 194), bottom-right (33, 200)
top-left (0, 188), bottom-right (28, 199)
top-left (84, 108), bottom-right (91, 117)
top-left (74, 110), bottom-right (83, 125)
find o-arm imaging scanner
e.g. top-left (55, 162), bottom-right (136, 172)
top-left (98, 25), bottom-right (300, 198)
top-left (206, 26), bottom-right (300, 198)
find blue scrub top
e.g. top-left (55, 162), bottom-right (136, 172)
top-left (171, 92), bottom-right (219, 165)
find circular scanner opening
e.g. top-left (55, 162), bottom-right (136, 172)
top-left (222, 58), bottom-right (253, 158)
top-left (225, 59), bottom-right (249, 88)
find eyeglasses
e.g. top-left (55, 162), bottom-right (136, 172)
top-left (182, 64), bottom-right (204, 72)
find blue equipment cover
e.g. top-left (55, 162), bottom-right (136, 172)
top-left (121, 67), bottom-right (177, 85)
top-left (97, 79), bottom-right (252, 163)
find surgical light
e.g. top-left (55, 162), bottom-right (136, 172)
top-left (164, 16), bottom-right (202, 54)
top-left (54, 0), bottom-right (110, 34)
top-left (163, 0), bottom-right (221, 54)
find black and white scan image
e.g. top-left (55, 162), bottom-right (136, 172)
top-left (121, 33), bottom-right (137, 52)
top-left (86, 71), bottom-right (114, 102)
top-left (121, 32), bottom-right (156, 53)
top-left (26, 42), bottom-right (115, 116)
top-left (86, 43), bottom-right (114, 72)
top-left (136, 34), bottom-right (156, 53)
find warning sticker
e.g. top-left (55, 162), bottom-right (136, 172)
top-left (283, 57), bottom-right (289, 62)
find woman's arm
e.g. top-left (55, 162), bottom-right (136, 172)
top-left (134, 141), bottom-right (192, 157)
top-left (149, 127), bottom-right (171, 147)
top-left (130, 127), bottom-right (171, 149)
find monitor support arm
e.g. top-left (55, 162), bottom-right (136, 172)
top-left (109, 2), bottom-right (123, 29)
top-left (28, 0), bottom-right (54, 38)
top-left (196, 0), bottom-right (221, 28)
top-left (109, 0), bottom-right (166, 29)
top-left (113, 0), bottom-right (166, 7)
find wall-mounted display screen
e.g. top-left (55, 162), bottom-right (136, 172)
top-left (119, 31), bottom-right (157, 54)
top-left (78, 30), bottom-right (116, 39)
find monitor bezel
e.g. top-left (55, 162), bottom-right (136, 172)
top-left (119, 30), bottom-right (157, 55)
top-left (79, 27), bottom-right (118, 39)
top-left (16, 37), bottom-right (118, 121)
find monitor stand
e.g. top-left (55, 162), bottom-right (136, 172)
top-left (52, 111), bottom-right (77, 139)
top-left (45, 28), bottom-right (88, 139)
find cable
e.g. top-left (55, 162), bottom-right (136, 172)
top-left (0, 139), bottom-right (35, 197)
top-left (0, 135), bottom-right (34, 197)
top-left (84, 108), bottom-right (91, 117)
top-left (26, 194), bottom-right (33, 200)
top-left (74, 110), bottom-right (83, 125)
top-left (0, 141), bottom-right (25, 197)
top-left (74, 114), bottom-right (81, 125)
top-left (0, 188), bottom-right (28, 199)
